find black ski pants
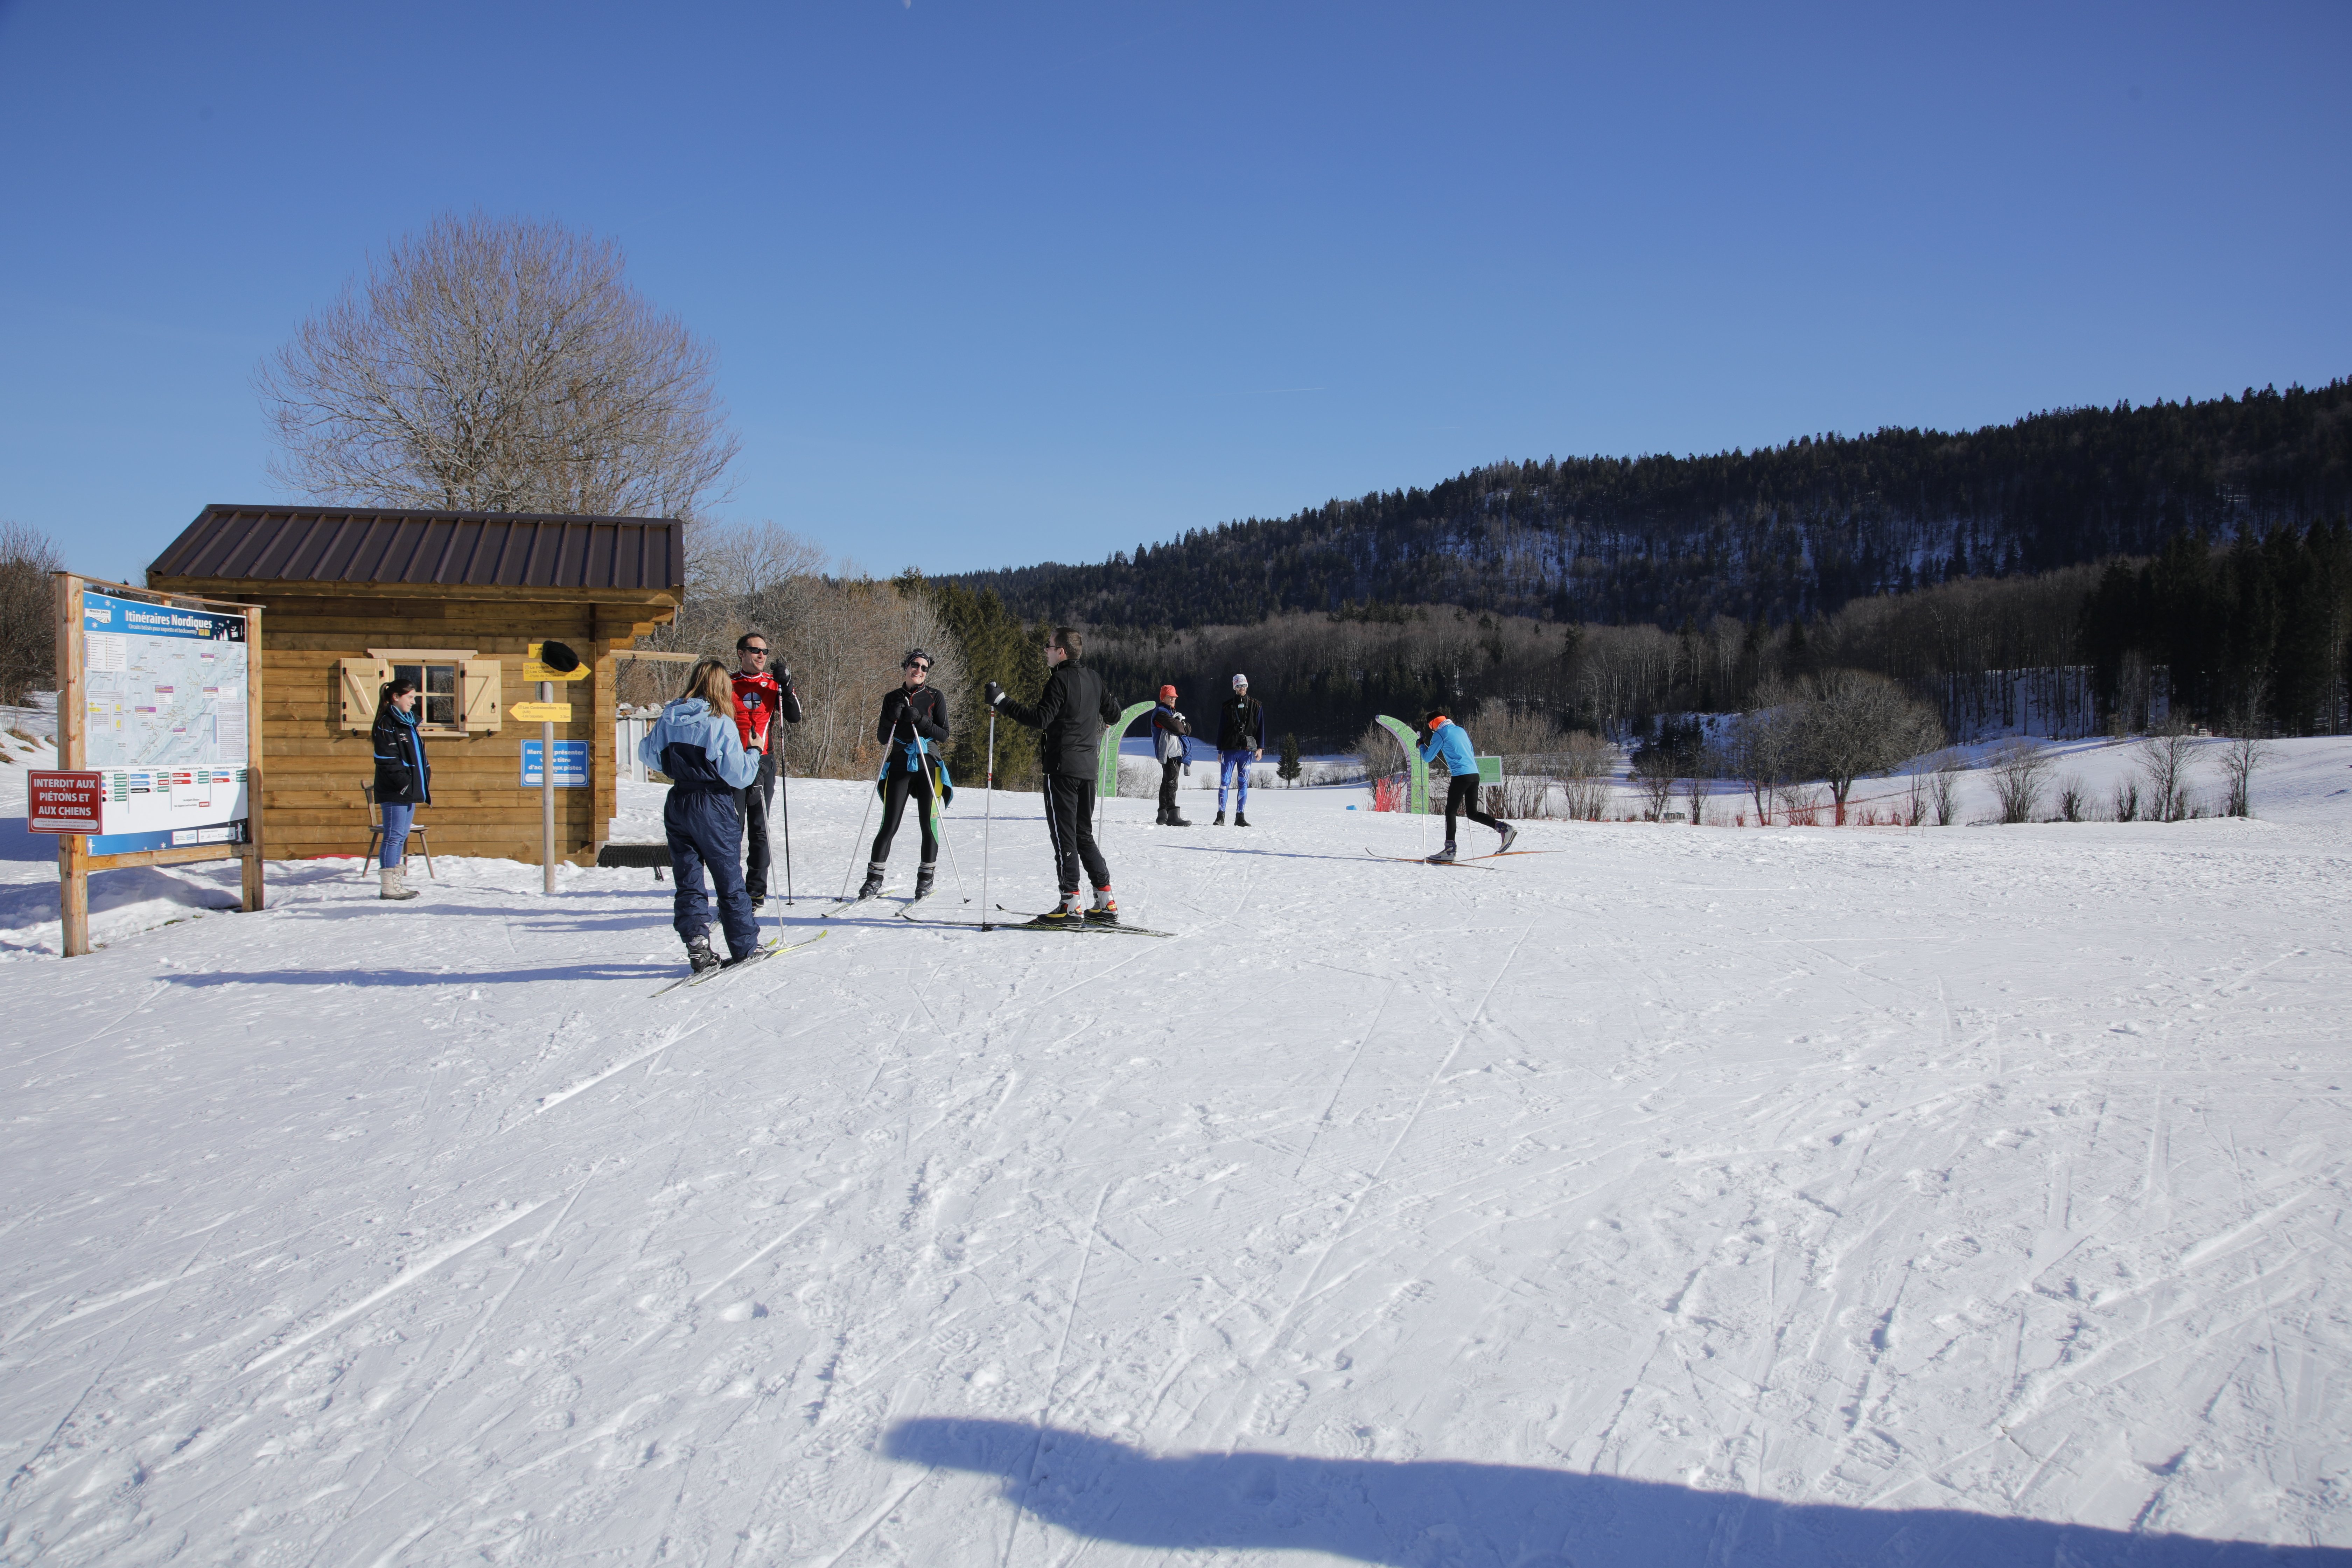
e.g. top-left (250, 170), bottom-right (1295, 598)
top-left (1042, 772), bottom-right (1110, 896)
top-left (737, 748), bottom-right (777, 901)
top-left (870, 759), bottom-right (938, 865)
top-left (1157, 759), bottom-right (1182, 820)
top-left (666, 786), bottom-right (759, 960)
top-left (1443, 773), bottom-right (1503, 845)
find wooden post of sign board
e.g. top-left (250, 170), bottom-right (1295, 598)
top-left (55, 573), bottom-right (90, 957)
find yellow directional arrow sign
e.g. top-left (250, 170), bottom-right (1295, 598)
top-left (511, 701), bottom-right (573, 723)
top-left (523, 642), bottom-right (590, 682)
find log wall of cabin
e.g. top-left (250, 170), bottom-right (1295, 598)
top-left (145, 581), bottom-right (675, 865)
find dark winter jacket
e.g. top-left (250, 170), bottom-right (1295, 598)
top-left (876, 684), bottom-right (950, 764)
top-left (371, 705), bottom-right (431, 806)
top-left (638, 696), bottom-right (762, 793)
top-left (1217, 693), bottom-right (1265, 753)
top-left (1151, 703), bottom-right (1192, 763)
top-left (996, 660), bottom-right (1123, 778)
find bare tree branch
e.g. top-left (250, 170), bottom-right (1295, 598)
top-left (257, 212), bottom-right (738, 520)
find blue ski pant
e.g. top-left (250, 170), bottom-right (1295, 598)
top-left (379, 802), bottom-right (414, 869)
top-left (666, 786), bottom-right (760, 959)
top-left (1218, 749), bottom-right (1253, 813)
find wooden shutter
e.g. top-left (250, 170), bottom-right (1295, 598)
top-left (338, 658), bottom-right (388, 731)
top-left (461, 658), bottom-right (503, 732)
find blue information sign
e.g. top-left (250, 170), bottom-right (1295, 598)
top-left (521, 740), bottom-right (588, 788)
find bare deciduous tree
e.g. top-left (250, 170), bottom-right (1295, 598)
top-left (1722, 685), bottom-right (1798, 825)
top-left (1557, 732), bottom-right (1614, 821)
top-left (2054, 775), bottom-right (2087, 822)
top-left (1633, 753), bottom-right (1678, 820)
top-left (1795, 669), bottom-right (1945, 824)
top-left (1987, 738), bottom-right (2053, 824)
top-left (1930, 750), bottom-right (1965, 826)
top-left (0, 520), bottom-right (61, 706)
top-left (2133, 727), bottom-right (2200, 823)
top-left (259, 212), bottom-right (738, 520)
top-left (2218, 731), bottom-right (2274, 818)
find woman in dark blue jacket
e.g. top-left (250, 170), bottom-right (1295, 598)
top-left (638, 657), bottom-right (764, 974)
top-left (371, 677), bottom-right (431, 901)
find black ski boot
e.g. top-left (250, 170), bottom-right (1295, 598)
top-left (1234, 812), bottom-right (1251, 827)
top-left (1213, 811), bottom-right (1226, 826)
top-left (1167, 808), bottom-right (1192, 827)
top-left (685, 933), bottom-right (723, 975)
top-left (1029, 894), bottom-right (1085, 929)
top-left (1426, 842), bottom-right (1458, 864)
top-left (913, 861), bottom-right (937, 901)
top-left (856, 862), bottom-right (886, 901)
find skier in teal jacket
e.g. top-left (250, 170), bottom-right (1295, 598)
top-left (1416, 708), bottom-right (1516, 864)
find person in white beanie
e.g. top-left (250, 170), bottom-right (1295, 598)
top-left (1213, 673), bottom-right (1265, 826)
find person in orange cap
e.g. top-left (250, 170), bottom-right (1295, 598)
top-left (1149, 683), bottom-right (1194, 826)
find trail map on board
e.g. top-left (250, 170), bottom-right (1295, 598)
top-left (83, 591), bottom-right (249, 769)
top-left (76, 589), bottom-right (252, 855)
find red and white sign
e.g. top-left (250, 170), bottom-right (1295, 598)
top-left (27, 771), bottom-right (104, 834)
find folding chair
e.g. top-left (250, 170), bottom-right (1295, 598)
top-left (361, 784), bottom-right (435, 880)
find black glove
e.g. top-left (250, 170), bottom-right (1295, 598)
top-left (768, 657), bottom-right (791, 684)
top-left (983, 679), bottom-right (1004, 707)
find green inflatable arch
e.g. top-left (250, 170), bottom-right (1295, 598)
top-left (1097, 699), bottom-right (1160, 799)
top-left (1373, 714), bottom-right (1429, 813)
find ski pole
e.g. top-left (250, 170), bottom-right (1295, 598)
top-left (778, 750), bottom-right (793, 907)
top-left (925, 748), bottom-right (970, 902)
top-left (837, 767), bottom-right (878, 901)
top-left (981, 710), bottom-right (995, 932)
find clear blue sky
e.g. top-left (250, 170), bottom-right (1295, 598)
top-left (3, 1), bottom-right (2347, 587)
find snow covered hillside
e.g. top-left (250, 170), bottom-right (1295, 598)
top-left (4, 743), bottom-right (2351, 1564)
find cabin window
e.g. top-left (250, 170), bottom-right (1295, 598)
top-left (358, 648), bottom-right (497, 736)
top-left (392, 662), bottom-right (461, 730)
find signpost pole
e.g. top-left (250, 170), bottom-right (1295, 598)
top-left (542, 678), bottom-right (557, 895)
top-left (240, 603), bottom-right (265, 912)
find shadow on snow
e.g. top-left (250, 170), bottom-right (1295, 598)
top-left (883, 1419), bottom-right (2347, 1568)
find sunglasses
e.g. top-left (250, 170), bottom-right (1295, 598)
top-left (743, 646), bottom-right (768, 656)
top-left (905, 661), bottom-right (931, 672)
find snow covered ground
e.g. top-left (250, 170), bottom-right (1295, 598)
top-left (4, 735), bottom-right (2351, 1564)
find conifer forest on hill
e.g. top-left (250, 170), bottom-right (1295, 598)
top-left (953, 380), bottom-right (2352, 631)
top-left (943, 382), bottom-right (2352, 751)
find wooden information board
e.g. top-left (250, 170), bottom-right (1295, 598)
top-left (39, 573), bottom-right (266, 956)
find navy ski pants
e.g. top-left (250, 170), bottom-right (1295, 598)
top-left (666, 786), bottom-right (760, 959)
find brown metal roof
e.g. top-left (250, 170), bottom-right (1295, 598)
top-left (148, 504), bottom-right (685, 592)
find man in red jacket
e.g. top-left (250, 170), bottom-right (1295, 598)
top-left (730, 631), bottom-right (803, 908)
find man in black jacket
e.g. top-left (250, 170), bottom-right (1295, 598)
top-left (1214, 673), bottom-right (1265, 826)
top-left (984, 627), bottom-right (1126, 926)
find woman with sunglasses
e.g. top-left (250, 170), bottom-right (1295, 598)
top-left (856, 649), bottom-right (951, 901)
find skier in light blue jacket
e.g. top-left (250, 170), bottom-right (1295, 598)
top-left (1417, 707), bottom-right (1516, 864)
top-left (639, 658), bottom-right (764, 974)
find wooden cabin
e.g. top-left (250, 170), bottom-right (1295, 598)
top-left (146, 504), bottom-right (684, 865)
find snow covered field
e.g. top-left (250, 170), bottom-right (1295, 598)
top-left (4, 736), bottom-right (2351, 1564)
